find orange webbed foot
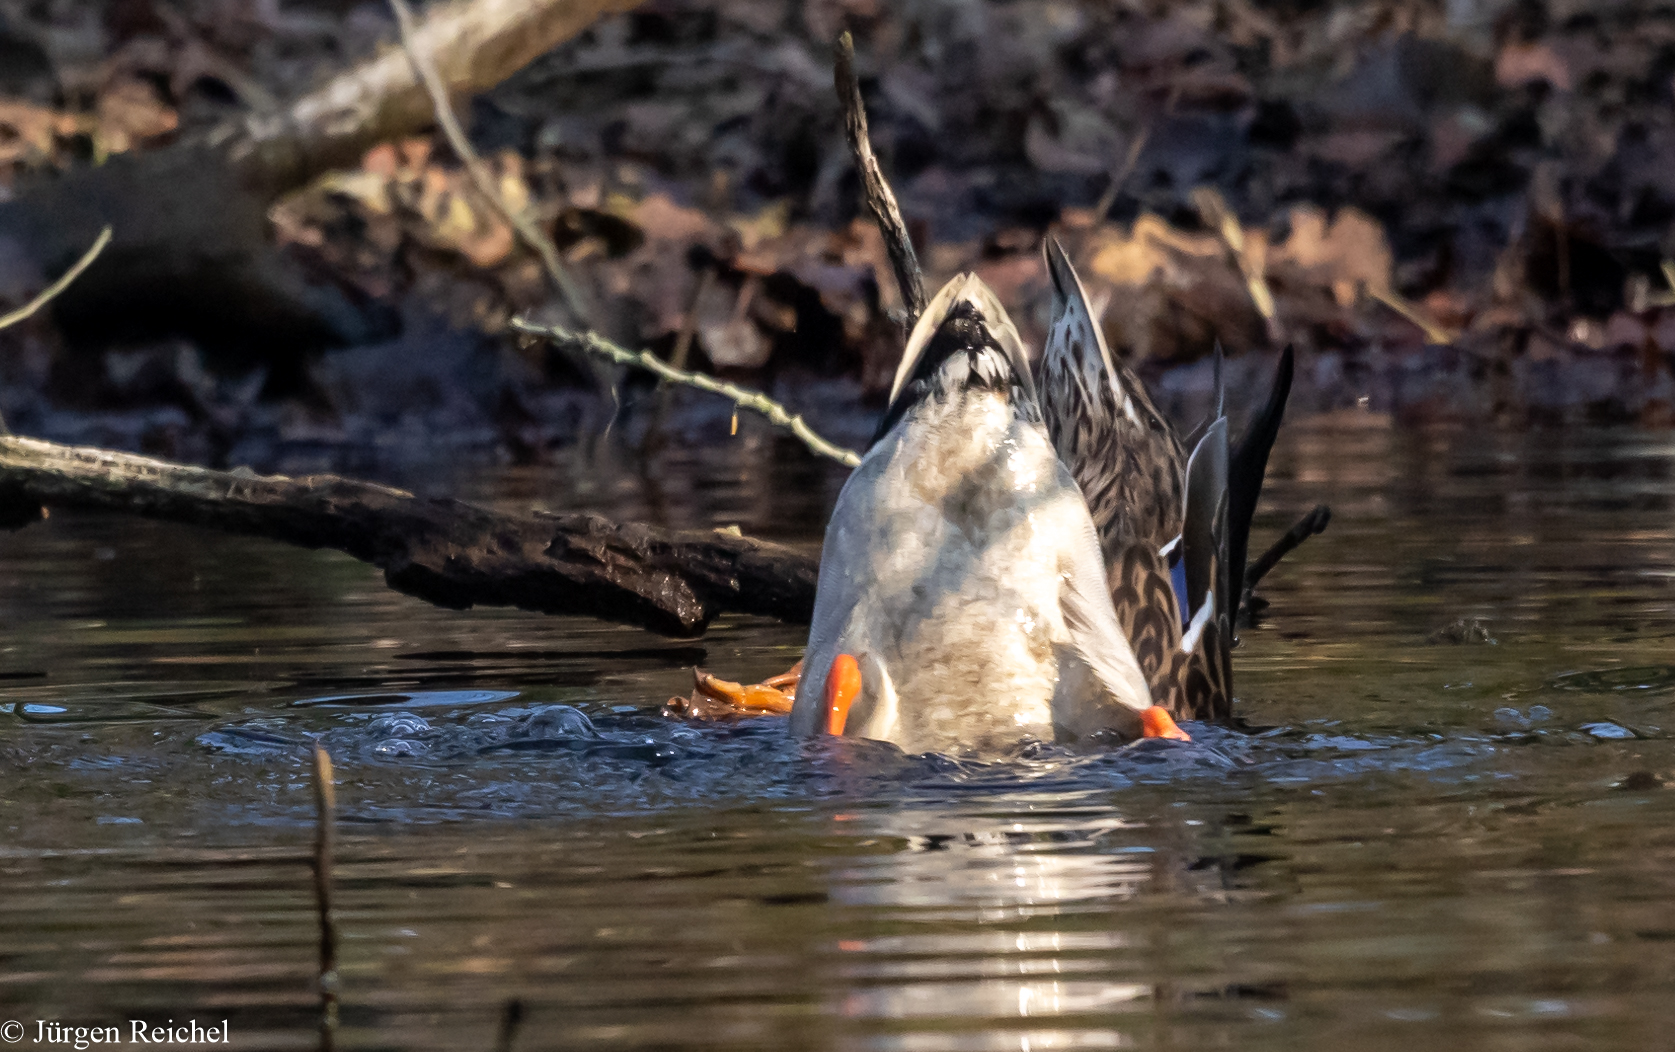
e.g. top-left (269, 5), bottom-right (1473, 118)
top-left (662, 662), bottom-right (800, 719)
top-left (824, 654), bottom-right (862, 735)
top-left (1141, 706), bottom-right (1191, 742)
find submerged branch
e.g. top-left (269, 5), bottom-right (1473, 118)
top-left (0, 434), bottom-right (818, 636)
top-left (510, 318), bottom-right (863, 467)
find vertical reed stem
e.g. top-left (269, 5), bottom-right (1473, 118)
top-left (312, 743), bottom-right (339, 1052)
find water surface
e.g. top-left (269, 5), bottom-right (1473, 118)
top-left (3, 421), bottom-right (1674, 1051)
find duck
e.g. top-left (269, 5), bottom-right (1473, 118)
top-left (1038, 239), bottom-right (1225, 722)
top-left (785, 271), bottom-right (1188, 753)
top-left (1036, 238), bottom-right (1293, 724)
top-left (670, 245), bottom-right (1296, 752)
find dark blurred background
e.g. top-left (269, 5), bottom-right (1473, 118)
top-left (1, 0), bottom-right (1672, 472)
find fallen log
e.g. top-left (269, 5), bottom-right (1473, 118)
top-left (0, 0), bottom-right (642, 358)
top-left (0, 435), bottom-right (817, 638)
top-left (231, 0), bottom-right (646, 199)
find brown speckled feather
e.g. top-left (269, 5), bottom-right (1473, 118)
top-left (1107, 541), bottom-right (1231, 722)
top-left (1038, 249), bottom-right (1184, 560)
top-left (1039, 240), bottom-right (1232, 722)
top-left (1106, 542), bottom-right (1180, 688)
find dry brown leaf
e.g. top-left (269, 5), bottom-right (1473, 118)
top-left (1272, 206), bottom-right (1393, 306)
top-left (728, 200), bottom-right (790, 252)
top-left (1086, 214), bottom-right (1224, 287)
top-left (1496, 42), bottom-right (1572, 91)
top-left (95, 79), bottom-right (179, 154)
top-left (0, 100), bottom-right (88, 165)
top-left (627, 193), bottom-right (723, 246)
top-left (362, 142), bottom-right (401, 178)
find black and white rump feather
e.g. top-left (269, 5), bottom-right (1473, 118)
top-left (870, 273), bottom-right (1037, 447)
top-left (1172, 415), bottom-right (1233, 720)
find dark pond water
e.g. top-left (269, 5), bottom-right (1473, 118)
top-left (3, 418), bottom-right (1675, 1051)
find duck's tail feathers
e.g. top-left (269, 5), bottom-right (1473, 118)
top-left (1039, 239), bottom-right (1187, 562)
top-left (1168, 414), bottom-right (1233, 719)
top-left (1213, 341), bottom-right (1226, 419)
top-left (1043, 237), bottom-right (1121, 384)
top-left (1226, 346), bottom-right (1294, 629)
top-left (872, 272), bottom-right (1035, 446)
top-left (1182, 416), bottom-right (1229, 628)
top-left (1181, 342), bottom-right (1229, 450)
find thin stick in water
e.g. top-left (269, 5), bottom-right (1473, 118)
top-left (386, 0), bottom-right (594, 329)
top-left (312, 742), bottom-right (339, 1052)
top-left (511, 318), bottom-right (862, 467)
top-left (0, 225), bottom-right (113, 436)
top-left (834, 32), bottom-right (925, 329)
top-left (493, 998), bottom-right (525, 1052)
top-left (1243, 503), bottom-right (1330, 600)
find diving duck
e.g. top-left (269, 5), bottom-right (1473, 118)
top-left (780, 245), bottom-right (1295, 751)
top-left (786, 272), bottom-right (1188, 752)
top-left (1040, 239), bottom-right (1222, 723)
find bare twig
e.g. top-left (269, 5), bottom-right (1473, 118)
top-left (232, 0), bottom-right (643, 195)
top-left (1367, 287), bottom-right (1455, 346)
top-left (387, 0), bottom-right (594, 328)
top-left (511, 318), bottom-right (862, 467)
top-left (668, 268), bottom-right (715, 378)
top-left (1192, 188), bottom-right (1279, 339)
top-left (834, 32), bottom-right (925, 328)
top-left (0, 225), bottom-right (113, 437)
top-left (0, 226), bottom-right (112, 334)
top-left (312, 743), bottom-right (339, 1052)
top-left (645, 266), bottom-right (718, 451)
top-left (1092, 124), bottom-right (1150, 222)
top-left (1242, 503), bottom-right (1330, 602)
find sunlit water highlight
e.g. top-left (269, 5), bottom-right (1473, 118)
top-left (3, 422), bottom-right (1674, 1050)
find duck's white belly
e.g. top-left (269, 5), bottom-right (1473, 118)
top-left (793, 390), bottom-right (1096, 753)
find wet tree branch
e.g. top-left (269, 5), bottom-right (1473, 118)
top-left (834, 31), bottom-right (926, 328)
top-left (0, 435), bottom-right (818, 637)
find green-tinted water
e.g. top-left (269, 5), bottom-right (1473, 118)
top-left (3, 422), bottom-right (1674, 1050)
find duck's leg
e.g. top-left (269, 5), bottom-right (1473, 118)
top-left (1141, 705), bottom-right (1192, 741)
top-left (663, 661), bottom-right (802, 719)
top-left (823, 654), bottom-right (862, 734)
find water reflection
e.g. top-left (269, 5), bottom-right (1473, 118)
top-left (826, 807), bottom-right (1155, 1050)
